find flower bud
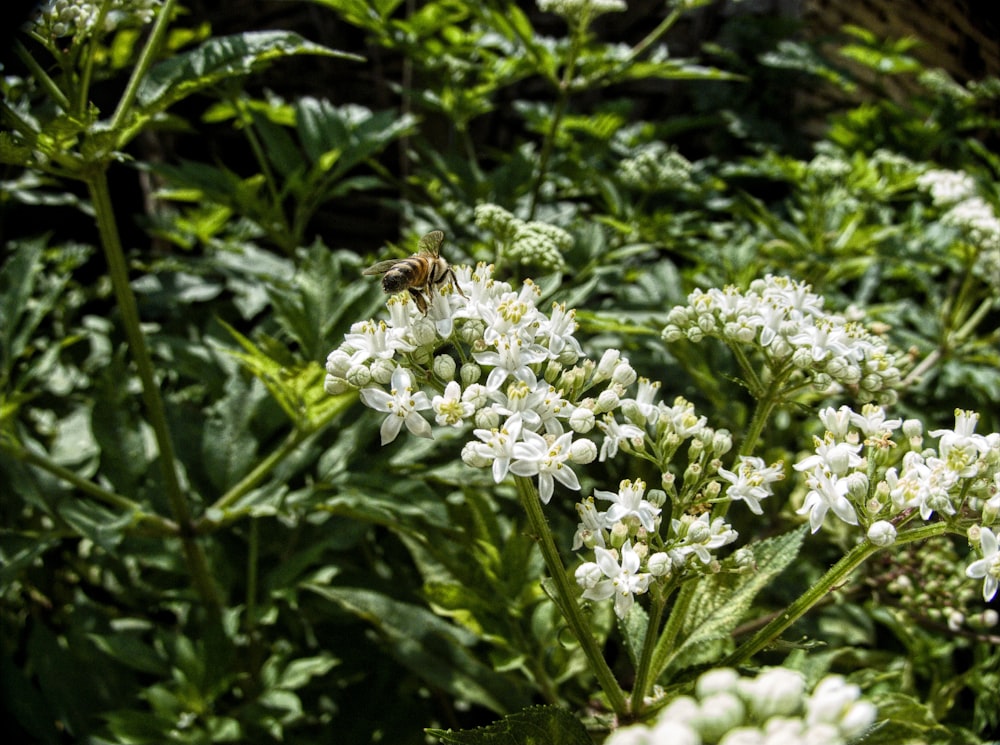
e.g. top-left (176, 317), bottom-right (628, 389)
top-left (596, 388), bottom-right (620, 414)
top-left (433, 354), bottom-right (456, 381)
top-left (575, 562), bottom-right (602, 590)
top-left (346, 364), bottom-right (372, 388)
top-left (595, 349), bottom-right (621, 380)
top-left (461, 443), bottom-right (491, 469)
top-left (569, 406), bottom-right (596, 433)
top-left (474, 408), bottom-right (500, 430)
top-left (570, 438), bottom-right (598, 465)
top-left (740, 668), bottom-right (805, 719)
top-left (370, 358), bottom-right (395, 385)
top-left (460, 362), bottom-right (482, 386)
top-left (647, 552), bottom-right (672, 577)
top-left (611, 360), bottom-right (637, 387)
top-left (324, 375), bottom-right (350, 395)
top-left (867, 520), bottom-right (896, 547)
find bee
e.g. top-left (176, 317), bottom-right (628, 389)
top-left (363, 230), bottom-right (464, 314)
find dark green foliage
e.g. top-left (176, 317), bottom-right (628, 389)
top-left (2, 1), bottom-right (998, 743)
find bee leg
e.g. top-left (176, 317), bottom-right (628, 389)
top-left (409, 288), bottom-right (428, 314)
top-left (447, 269), bottom-right (466, 298)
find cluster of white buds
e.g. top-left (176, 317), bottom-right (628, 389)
top-left (916, 168), bottom-right (1000, 287)
top-left (536, 0), bottom-right (627, 22)
top-left (617, 144), bottom-right (693, 192)
top-left (606, 667), bottom-right (877, 745)
top-left (661, 275), bottom-right (902, 404)
top-left (792, 405), bottom-right (1000, 601)
top-left (474, 203), bottom-right (572, 272)
top-left (32, 0), bottom-right (160, 39)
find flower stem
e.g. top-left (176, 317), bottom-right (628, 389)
top-left (723, 521), bottom-right (949, 666)
top-left (87, 167), bottom-right (221, 614)
top-left (110, 0), bottom-right (178, 134)
top-left (514, 475), bottom-right (629, 716)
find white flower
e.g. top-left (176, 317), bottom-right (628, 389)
top-left (794, 436), bottom-right (863, 477)
top-left (474, 335), bottom-right (547, 391)
top-left (595, 478), bottom-right (661, 532)
top-left (717, 456), bottom-right (784, 515)
top-left (431, 381), bottom-right (475, 427)
top-left (343, 319), bottom-right (415, 365)
top-left (597, 413), bottom-right (644, 461)
top-left (929, 409), bottom-right (991, 478)
top-left (470, 413), bottom-right (524, 483)
top-left (966, 527), bottom-right (1000, 602)
top-left (578, 541), bottom-right (651, 618)
top-left (673, 513), bottom-right (738, 564)
top-left (796, 470), bottom-right (858, 533)
top-left (849, 403), bottom-right (902, 440)
top-left (572, 497), bottom-right (607, 550)
top-left (917, 168), bottom-right (977, 205)
top-left (509, 428), bottom-right (580, 503)
top-left (359, 366), bottom-right (433, 445)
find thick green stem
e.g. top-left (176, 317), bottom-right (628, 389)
top-left (723, 522), bottom-right (949, 666)
top-left (514, 475), bottom-right (629, 716)
top-left (86, 168), bottom-right (221, 614)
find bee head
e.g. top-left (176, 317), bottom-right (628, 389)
top-left (382, 271), bottom-right (409, 294)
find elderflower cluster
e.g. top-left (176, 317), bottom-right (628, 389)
top-left (31, 0), bottom-right (161, 39)
top-left (327, 254), bottom-right (773, 620)
top-left (573, 477), bottom-right (742, 617)
top-left (661, 275), bottom-right (902, 404)
top-left (327, 260), bottom-right (624, 504)
top-left (606, 667), bottom-right (877, 745)
top-left (916, 168), bottom-right (1000, 286)
top-left (791, 404), bottom-right (1000, 601)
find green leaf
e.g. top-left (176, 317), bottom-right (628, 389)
top-left (304, 585), bottom-right (530, 714)
top-left (87, 632), bottom-right (170, 676)
top-left (655, 526), bottom-right (807, 678)
top-left (426, 705), bottom-right (590, 745)
top-left (136, 31), bottom-right (362, 116)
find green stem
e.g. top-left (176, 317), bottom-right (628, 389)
top-left (86, 167), bottom-right (221, 614)
top-left (630, 581), bottom-right (672, 714)
top-left (110, 0), bottom-right (178, 134)
top-left (723, 521), bottom-right (949, 667)
top-left (514, 475), bottom-right (629, 716)
top-left (624, 8), bottom-right (681, 65)
top-left (1, 439), bottom-right (175, 534)
top-left (15, 40), bottom-right (71, 112)
top-left (201, 395), bottom-right (354, 525)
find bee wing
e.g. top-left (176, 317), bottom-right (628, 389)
top-left (363, 259), bottom-right (402, 276)
top-left (417, 230), bottom-right (445, 257)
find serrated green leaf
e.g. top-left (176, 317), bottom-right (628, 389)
top-left (136, 31), bottom-right (361, 117)
top-left (426, 705), bottom-right (590, 745)
top-left (655, 526), bottom-right (807, 678)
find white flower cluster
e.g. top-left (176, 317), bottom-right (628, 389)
top-left (327, 257), bottom-right (759, 619)
top-left (916, 168), bottom-right (1000, 287)
top-left (661, 275), bottom-right (902, 404)
top-left (536, 0), bottom-right (627, 21)
top-left (792, 405), bottom-right (1000, 601)
top-left (573, 478), bottom-right (740, 617)
top-left (606, 667), bottom-right (876, 745)
top-left (32, 0), bottom-right (160, 39)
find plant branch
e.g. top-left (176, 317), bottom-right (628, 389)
top-left (722, 521), bottom-right (949, 667)
top-left (514, 475), bottom-right (629, 717)
top-left (86, 167), bottom-right (221, 613)
top-left (110, 0), bottom-right (178, 133)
